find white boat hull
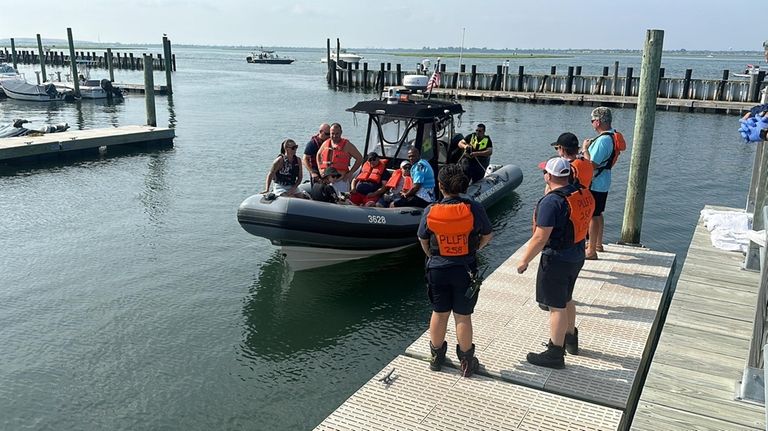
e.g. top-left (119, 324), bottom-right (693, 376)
top-left (0, 79), bottom-right (69, 102)
top-left (320, 53), bottom-right (363, 63)
top-left (281, 244), bottom-right (413, 271)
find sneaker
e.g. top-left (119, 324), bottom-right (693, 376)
top-left (565, 328), bottom-right (579, 355)
top-left (526, 340), bottom-right (565, 369)
top-left (429, 341), bottom-right (447, 371)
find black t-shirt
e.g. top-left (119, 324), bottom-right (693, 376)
top-left (310, 182), bottom-right (337, 203)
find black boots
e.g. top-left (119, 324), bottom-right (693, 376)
top-left (456, 344), bottom-right (480, 377)
top-left (565, 328), bottom-right (579, 355)
top-left (429, 341), bottom-right (447, 371)
top-left (526, 340), bottom-right (565, 369)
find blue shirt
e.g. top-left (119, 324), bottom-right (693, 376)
top-left (536, 184), bottom-right (585, 263)
top-left (588, 131), bottom-right (614, 193)
top-left (418, 197), bottom-right (492, 269)
top-left (411, 159), bottom-right (436, 201)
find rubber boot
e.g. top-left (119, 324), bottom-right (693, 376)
top-left (429, 341), bottom-right (447, 371)
top-left (526, 340), bottom-right (565, 369)
top-left (456, 344), bottom-right (480, 377)
top-left (565, 328), bottom-right (579, 355)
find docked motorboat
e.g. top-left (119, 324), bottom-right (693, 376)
top-left (320, 49), bottom-right (363, 64)
top-left (237, 91), bottom-right (523, 270)
top-left (53, 61), bottom-right (123, 99)
top-left (733, 64), bottom-right (761, 78)
top-left (0, 78), bottom-right (74, 102)
top-left (0, 119), bottom-right (69, 138)
top-left (246, 49), bottom-right (295, 64)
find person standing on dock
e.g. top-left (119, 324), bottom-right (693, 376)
top-left (552, 132), bottom-right (593, 189)
top-left (582, 107), bottom-right (616, 260)
top-left (418, 164), bottom-right (493, 377)
top-left (517, 157), bottom-right (594, 369)
top-left (316, 123), bottom-right (363, 193)
top-left (303, 123), bottom-right (330, 183)
top-left (457, 123), bottom-right (493, 183)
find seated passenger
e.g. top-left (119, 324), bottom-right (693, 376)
top-left (263, 139), bottom-right (306, 198)
top-left (310, 167), bottom-right (343, 203)
top-left (392, 146), bottom-right (435, 208)
top-left (372, 161), bottom-right (413, 207)
top-left (349, 152), bottom-right (391, 206)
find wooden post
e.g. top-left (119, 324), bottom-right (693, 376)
top-left (66, 28), bottom-right (80, 98)
top-left (495, 65), bottom-right (503, 91)
top-left (517, 65), bottom-right (524, 92)
top-left (379, 62), bottom-right (385, 91)
top-left (362, 62), bottom-right (368, 89)
top-left (106, 48), bottom-right (115, 82)
top-left (620, 29), bottom-right (664, 246)
top-left (143, 55), bottom-right (157, 127)
top-left (171, 54), bottom-right (176, 71)
top-left (10, 38), bottom-right (17, 69)
top-left (612, 61), bottom-right (620, 95)
top-left (746, 142), bottom-right (766, 214)
top-left (749, 71), bottom-right (764, 102)
top-left (575, 66), bottom-right (582, 75)
top-left (716, 69), bottom-right (728, 101)
top-left (396, 63), bottom-right (401, 86)
top-left (326, 38), bottom-right (331, 84)
top-left (566, 66), bottom-right (574, 93)
top-left (470, 65), bottom-right (477, 89)
top-left (347, 63), bottom-right (352, 90)
top-left (336, 38), bottom-right (340, 64)
top-left (682, 69), bottom-right (692, 99)
top-left (129, 53), bottom-right (135, 70)
top-left (157, 54), bottom-right (163, 71)
top-left (329, 60), bottom-right (337, 88)
top-left (163, 36), bottom-right (173, 95)
top-left (36, 34), bottom-right (47, 82)
top-left (624, 67), bottom-right (634, 96)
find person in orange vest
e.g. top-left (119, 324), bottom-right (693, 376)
top-left (371, 160), bottom-right (413, 207)
top-left (349, 152), bottom-right (391, 206)
top-left (417, 164), bottom-right (493, 377)
top-left (550, 132), bottom-right (593, 189)
top-left (315, 123), bottom-right (363, 194)
top-left (517, 157), bottom-right (595, 369)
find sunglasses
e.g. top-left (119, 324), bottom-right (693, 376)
top-left (286, 146), bottom-right (298, 150)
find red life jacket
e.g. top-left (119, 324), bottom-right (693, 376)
top-left (533, 186), bottom-right (595, 249)
top-left (355, 159), bottom-right (388, 183)
top-left (427, 200), bottom-right (478, 257)
top-left (385, 168), bottom-right (413, 192)
top-left (592, 130), bottom-right (627, 177)
top-left (318, 138), bottom-right (352, 173)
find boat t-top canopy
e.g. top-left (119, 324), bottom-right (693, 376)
top-left (347, 98), bottom-right (464, 120)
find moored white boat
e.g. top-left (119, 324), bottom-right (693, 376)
top-left (320, 49), bottom-right (363, 64)
top-left (0, 78), bottom-right (73, 102)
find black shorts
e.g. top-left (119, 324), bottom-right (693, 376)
top-left (426, 265), bottom-right (476, 315)
top-left (591, 190), bottom-right (608, 216)
top-left (535, 254), bottom-right (584, 309)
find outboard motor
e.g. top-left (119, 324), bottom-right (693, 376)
top-left (101, 79), bottom-right (115, 99)
top-left (44, 83), bottom-right (58, 99)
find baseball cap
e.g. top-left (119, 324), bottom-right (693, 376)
top-left (550, 132), bottom-right (579, 149)
top-left (538, 157), bottom-right (571, 177)
top-left (322, 167), bottom-right (341, 178)
top-left (400, 160), bottom-right (411, 169)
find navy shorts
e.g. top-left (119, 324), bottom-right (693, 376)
top-left (591, 190), bottom-right (608, 216)
top-left (426, 265), bottom-right (476, 315)
top-left (535, 254), bottom-right (584, 309)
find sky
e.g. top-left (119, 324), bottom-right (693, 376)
top-left (1, 0), bottom-right (764, 51)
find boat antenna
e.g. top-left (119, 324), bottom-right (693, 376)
top-left (455, 27), bottom-right (466, 96)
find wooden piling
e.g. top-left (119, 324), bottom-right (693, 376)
top-left (10, 38), bottom-right (17, 69)
top-left (326, 38), bottom-right (331, 84)
top-left (129, 53), bottom-right (135, 70)
top-left (106, 48), bottom-right (115, 82)
top-left (396, 63), bottom-right (401, 85)
top-left (347, 63), bottom-right (352, 90)
top-left (379, 62), bottom-right (385, 92)
top-left (330, 60), bottom-right (337, 88)
top-left (624, 67), bottom-right (634, 96)
top-left (566, 66), bottom-right (574, 93)
top-left (612, 61), bottom-right (619, 95)
top-left (171, 54), bottom-right (176, 71)
top-left (362, 62), bottom-right (368, 89)
top-left (163, 36), bottom-right (173, 95)
top-left (716, 69), bottom-right (728, 101)
top-left (143, 55), bottom-right (157, 127)
top-left (66, 28), bottom-right (80, 98)
top-left (470, 65), bottom-right (477, 89)
top-left (36, 34), bottom-right (46, 82)
top-left (748, 71), bottom-right (764, 102)
top-left (682, 69), bottom-right (693, 99)
top-left (495, 65), bottom-right (503, 91)
top-left (517, 66), bottom-right (524, 92)
top-left (620, 29), bottom-right (664, 245)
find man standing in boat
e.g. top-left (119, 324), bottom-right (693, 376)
top-left (418, 164), bottom-right (493, 377)
top-left (303, 123), bottom-right (330, 183)
top-left (316, 123), bottom-right (364, 193)
top-left (457, 123), bottom-right (493, 183)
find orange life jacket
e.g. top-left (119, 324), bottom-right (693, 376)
top-left (591, 130), bottom-right (627, 177)
top-left (355, 159), bottom-right (388, 183)
top-left (569, 157), bottom-right (593, 189)
top-left (318, 138), bottom-right (352, 173)
top-left (385, 169), bottom-right (413, 193)
top-left (427, 200), bottom-right (478, 257)
top-left (533, 185), bottom-right (595, 249)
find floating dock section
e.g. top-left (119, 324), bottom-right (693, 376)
top-left (0, 125), bottom-right (174, 162)
top-left (316, 243), bottom-right (677, 430)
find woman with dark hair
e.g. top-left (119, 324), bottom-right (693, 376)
top-left (263, 139), bottom-right (306, 198)
top-left (417, 164), bottom-right (493, 377)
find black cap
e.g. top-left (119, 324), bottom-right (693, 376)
top-left (322, 167), bottom-right (341, 178)
top-left (550, 132), bottom-right (579, 149)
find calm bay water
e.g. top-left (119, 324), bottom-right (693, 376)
top-left (0, 47), bottom-right (759, 430)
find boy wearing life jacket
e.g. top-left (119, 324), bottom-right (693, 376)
top-left (517, 157), bottom-right (595, 369)
top-left (582, 107), bottom-right (622, 260)
top-left (551, 132), bottom-right (593, 189)
top-left (417, 164), bottom-right (493, 377)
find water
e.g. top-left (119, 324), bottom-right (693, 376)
top-left (0, 48), bottom-right (757, 430)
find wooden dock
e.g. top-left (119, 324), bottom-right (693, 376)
top-left (316, 243), bottom-right (677, 430)
top-left (631, 206), bottom-right (764, 430)
top-left (0, 125), bottom-right (174, 162)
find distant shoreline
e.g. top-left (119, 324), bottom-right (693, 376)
top-left (387, 52), bottom-right (569, 59)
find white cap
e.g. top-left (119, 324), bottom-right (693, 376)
top-left (400, 160), bottom-right (412, 168)
top-left (538, 157), bottom-right (571, 177)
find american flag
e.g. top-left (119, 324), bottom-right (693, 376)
top-left (426, 70), bottom-right (441, 91)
